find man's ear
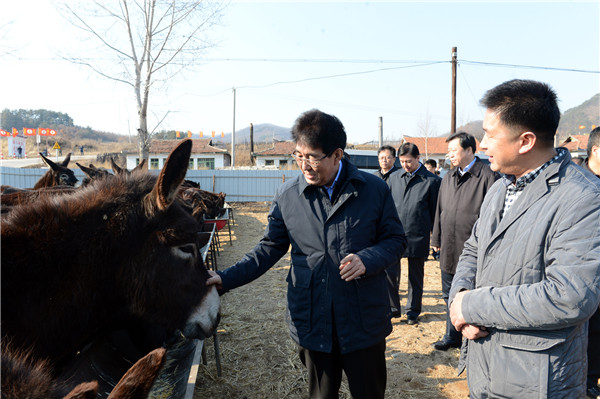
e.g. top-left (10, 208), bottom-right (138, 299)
top-left (334, 148), bottom-right (344, 161)
top-left (518, 131), bottom-right (537, 155)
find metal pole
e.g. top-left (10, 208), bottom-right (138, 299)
top-left (249, 123), bottom-right (254, 165)
top-left (232, 87), bottom-right (236, 167)
top-left (451, 47), bottom-right (457, 134)
top-left (378, 116), bottom-right (383, 147)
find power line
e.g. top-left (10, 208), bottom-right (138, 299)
top-left (10, 55), bottom-right (600, 74)
top-left (460, 60), bottom-right (599, 74)
top-left (235, 62), bottom-right (446, 90)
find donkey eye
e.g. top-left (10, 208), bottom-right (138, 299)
top-left (170, 243), bottom-right (197, 260)
top-left (179, 244), bottom-right (197, 254)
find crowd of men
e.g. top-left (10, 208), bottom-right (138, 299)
top-left (208, 80), bottom-right (600, 399)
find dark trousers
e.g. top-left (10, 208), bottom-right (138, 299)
top-left (385, 262), bottom-right (401, 314)
top-left (588, 307), bottom-right (600, 386)
top-left (299, 338), bottom-right (387, 399)
top-left (441, 270), bottom-right (462, 344)
top-left (405, 257), bottom-right (425, 319)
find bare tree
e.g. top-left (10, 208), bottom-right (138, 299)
top-left (59, 0), bottom-right (225, 160)
top-left (416, 108), bottom-right (437, 159)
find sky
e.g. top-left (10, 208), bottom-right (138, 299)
top-left (1, 0), bottom-right (599, 145)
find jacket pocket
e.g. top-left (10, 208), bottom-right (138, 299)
top-left (355, 274), bottom-right (389, 332)
top-left (486, 330), bottom-right (570, 397)
top-left (286, 263), bottom-right (312, 334)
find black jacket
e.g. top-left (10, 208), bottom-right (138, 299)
top-left (387, 165), bottom-right (440, 257)
top-left (374, 165), bottom-right (399, 181)
top-left (218, 159), bottom-right (406, 354)
top-left (431, 158), bottom-right (498, 274)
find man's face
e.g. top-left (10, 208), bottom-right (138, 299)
top-left (447, 138), bottom-right (472, 169)
top-left (481, 109), bottom-right (523, 176)
top-left (294, 143), bottom-right (341, 186)
top-left (399, 154), bottom-right (420, 173)
top-left (378, 150), bottom-right (395, 172)
top-left (424, 163), bottom-right (436, 174)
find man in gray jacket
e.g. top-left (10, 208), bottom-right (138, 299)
top-left (449, 79), bottom-right (600, 398)
top-left (208, 109), bottom-right (406, 399)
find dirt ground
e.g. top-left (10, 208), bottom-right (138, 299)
top-left (194, 202), bottom-right (469, 399)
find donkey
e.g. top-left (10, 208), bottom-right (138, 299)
top-left (1, 340), bottom-right (167, 399)
top-left (34, 152), bottom-right (79, 188)
top-left (76, 162), bottom-right (114, 187)
top-left (1, 139), bottom-right (220, 396)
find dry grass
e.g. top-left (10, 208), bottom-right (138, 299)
top-left (193, 203), bottom-right (468, 399)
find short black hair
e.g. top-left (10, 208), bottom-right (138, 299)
top-left (291, 109), bottom-right (346, 154)
top-left (424, 159), bottom-right (437, 168)
top-left (378, 145), bottom-right (396, 158)
top-left (398, 142), bottom-right (420, 157)
top-left (587, 126), bottom-right (600, 157)
top-left (446, 131), bottom-right (476, 154)
top-left (480, 79), bottom-right (560, 145)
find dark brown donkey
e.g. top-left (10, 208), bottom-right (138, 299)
top-left (1, 139), bottom-right (220, 398)
top-left (34, 152), bottom-right (79, 188)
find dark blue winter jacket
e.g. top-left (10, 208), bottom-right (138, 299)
top-left (218, 159), bottom-right (406, 354)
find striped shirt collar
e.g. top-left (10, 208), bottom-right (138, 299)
top-left (501, 148), bottom-right (565, 219)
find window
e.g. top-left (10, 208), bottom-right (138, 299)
top-left (279, 160), bottom-right (288, 167)
top-left (197, 158), bottom-right (215, 169)
top-left (189, 158), bottom-right (195, 169)
top-left (265, 160), bottom-right (275, 166)
top-left (150, 158), bottom-right (159, 169)
top-left (135, 158), bottom-right (140, 166)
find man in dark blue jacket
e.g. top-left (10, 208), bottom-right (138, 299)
top-left (207, 109), bottom-right (407, 399)
top-left (387, 143), bottom-right (440, 324)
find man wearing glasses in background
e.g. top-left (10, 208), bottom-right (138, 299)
top-left (375, 145), bottom-right (399, 181)
top-left (207, 109), bottom-right (406, 398)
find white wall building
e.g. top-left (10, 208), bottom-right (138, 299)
top-left (126, 139), bottom-right (230, 170)
top-left (252, 141), bottom-right (296, 169)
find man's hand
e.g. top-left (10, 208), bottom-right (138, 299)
top-left (461, 324), bottom-right (489, 340)
top-left (432, 246), bottom-right (440, 252)
top-left (450, 290), bottom-right (490, 340)
top-left (206, 270), bottom-right (223, 290)
top-left (450, 290), bottom-right (468, 332)
top-left (339, 254), bottom-right (366, 281)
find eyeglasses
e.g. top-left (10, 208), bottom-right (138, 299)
top-left (291, 151), bottom-right (333, 168)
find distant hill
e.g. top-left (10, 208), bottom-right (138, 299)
top-left (212, 123), bottom-right (292, 145)
top-left (454, 120), bottom-right (485, 141)
top-left (557, 93), bottom-right (599, 140)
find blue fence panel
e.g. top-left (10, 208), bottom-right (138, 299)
top-left (0, 166), bottom-right (302, 203)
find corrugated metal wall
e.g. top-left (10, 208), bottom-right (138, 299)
top-left (0, 167), bottom-right (303, 202)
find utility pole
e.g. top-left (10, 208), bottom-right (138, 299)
top-left (378, 116), bottom-right (383, 148)
top-left (249, 123), bottom-right (254, 165)
top-left (232, 87), bottom-right (236, 167)
top-left (451, 46), bottom-right (457, 134)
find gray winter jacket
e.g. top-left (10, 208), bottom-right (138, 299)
top-left (450, 150), bottom-right (600, 398)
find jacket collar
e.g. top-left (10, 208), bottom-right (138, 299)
top-left (488, 149), bottom-right (570, 243)
top-left (297, 158), bottom-right (365, 197)
top-left (401, 163), bottom-right (428, 179)
top-left (378, 165), bottom-right (399, 179)
top-left (451, 156), bottom-right (485, 178)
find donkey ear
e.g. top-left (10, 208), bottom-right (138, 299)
top-left (76, 162), bottom-right (93, 178)
top-left (133, 158), bottom-right (147, 174)
top-left (40, 152), bottom-right (60, 171)
top-left (62, 153), bottom-right (72, 167)
top-left (111, 158), bottom-right (125, 175)
top-left (152, 139), bottom-right (192, 210)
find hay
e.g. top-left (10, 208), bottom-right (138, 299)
top-left (193, 203), bottom-right (468, 399)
